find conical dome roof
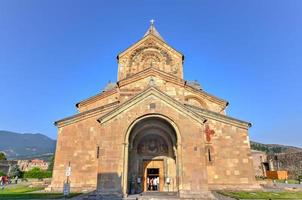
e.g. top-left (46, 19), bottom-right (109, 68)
top-left (143, 20), bottom-right (165, 41)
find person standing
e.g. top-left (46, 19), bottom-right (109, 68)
top-left (153, 177), bottom-right (158, 191)
top-left (147, 177), bottom-right (150, 190)
top-left (150, 178), bottom-right (154, 190)
top-left (0, 176), bottom-right (4, 190)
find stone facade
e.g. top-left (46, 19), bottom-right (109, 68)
top-left (50, 23), bottom-right (258, 198)
top-left (251, 150), bottom-right (270, 177)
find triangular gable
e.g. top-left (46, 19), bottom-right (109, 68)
top-left (118, 67), bottom-right (227, 107)
top-left (117, 33), bottom-right (183, 58)
top-left (97, 86), bottom-right (206, 125)
top-left (185, 104), bottom-right (251, 129)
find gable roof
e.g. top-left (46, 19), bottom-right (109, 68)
top-left (55, 101), bottom-right (120, 127)
top-left (117, 27), bottom-right (183, 58)
top-left (97, 86), bottom-right (206, 125)
top-left (118, 67), bottom-right (228, 106)
top-left (76, 67), bottom-right (228, 110)
top-left (185, 104), bottom-right (251, 129)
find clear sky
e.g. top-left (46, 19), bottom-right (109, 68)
top-left (0, 0), bottom-right (301, 146)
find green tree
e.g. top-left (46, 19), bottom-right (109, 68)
top-left (0, 152), bottom-right (7, 161)
top-left (8, 164), bottom-right (22, 178)
top-left (0, 170), bottom-right (6, 176)
top-left (24, 167), bottom-right (52, 179)
top-left (48, 155), bottom-right (54, 172)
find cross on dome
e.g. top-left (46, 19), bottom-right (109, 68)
top-left (150, 19), bottom-right (155, 25)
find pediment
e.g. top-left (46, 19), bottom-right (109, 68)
top-left (117, 34), bottom-right (184, 80)
top-left (118, 33), bottom-right (183, 58)
top-left (97, 86), bottom-right (206, 125)
top-left (118, 67), bottom-right (227, 108)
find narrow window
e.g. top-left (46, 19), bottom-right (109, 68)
top-left (208, 148), bottom-right (212, 162)
top-left (97, 146), bottom-right (100, 159)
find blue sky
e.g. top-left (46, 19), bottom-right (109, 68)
top-left (0, 0), bottom-right (301, 146)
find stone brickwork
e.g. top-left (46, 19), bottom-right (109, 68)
top-left (50, 23), bottom-right (258, 198)
top-left (268, 152), bottom-right (302, 179)
top-left (251, 150), bottom-right (268, 177)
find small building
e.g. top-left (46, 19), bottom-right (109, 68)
top-left (17, 159), bottom-right (49, 171)
top-left (251, 150), bottom-right (271, 177)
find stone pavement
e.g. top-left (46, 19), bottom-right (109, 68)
top-left (69, 191), bottom-right (236, 200)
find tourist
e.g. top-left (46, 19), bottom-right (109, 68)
top-left (153, 177), bottom-right (158, 191)
top-left (14, 176), bottom-right (18, 184)
top-left (150, 178), bottom-right (153, 191)
top-left (0, 176), bottom-right (4, 190)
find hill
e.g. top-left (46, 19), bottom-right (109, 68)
top-left (251, 141), bottom-right (302, 153)
top-left (1, 130), bottom-right (301, 160)
top-left (0, 130), bottom-right (56, 160)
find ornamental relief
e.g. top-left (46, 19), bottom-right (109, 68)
top-left (205, 124), bottom-right (215, 143)
top-left (124, 42), bottom-right (176, 76)
top-left (137, 135), bottom-right (169, 156)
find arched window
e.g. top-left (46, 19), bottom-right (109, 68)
top-left (185, 95), bottom-right (208, 109)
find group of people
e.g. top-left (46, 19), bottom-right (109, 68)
top-left (0, 175), bottom-right (18, 190)
top-left (0, 176), bottom-right (9, 190)
top-left (147, 177), bottom-right (159, 191)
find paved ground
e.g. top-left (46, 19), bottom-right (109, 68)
top-left (69, 191), bottom-right (235, 200)
top-left (212, 192), bottom-right (236, 200)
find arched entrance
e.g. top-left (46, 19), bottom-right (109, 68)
top-left (125, 115), bottom-right (180, 195)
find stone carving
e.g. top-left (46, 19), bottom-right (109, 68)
top-left (126, 41), bottom-right (175, 75)
top-left (137, 136), bottom-right (168, 156)
top-left (205, 125), bottom-right (215, 142)
top-left (148, 76), bottom-right (156, 86)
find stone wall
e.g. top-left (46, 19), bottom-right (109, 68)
top-left (268, 152), bottom-right (302, 179)
top-left (0, 160), bottom-right (17, 175)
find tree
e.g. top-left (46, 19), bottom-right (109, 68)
top-left (24, 167), bottom-right (52, 179)
top-left (0, 152), bottom-right (7, 161)
top-left (8, 164), bottom-right (22, 178)
top-left (0, 170), bottom-right (6, 176)
top-left (48, 155), bottom-right (54, 172)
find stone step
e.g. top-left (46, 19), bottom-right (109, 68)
top-left (141, 192), bottom-right (178, 196)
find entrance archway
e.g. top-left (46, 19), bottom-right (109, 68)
top-left (124, 115), bottom-right (180, 195)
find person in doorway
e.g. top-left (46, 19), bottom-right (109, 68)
top-left (150, 178), bottom-right (153, 190)
top-left (147, 177), bottom-right (150, 190)
top-left (153, 177), bottom-right (158, 191)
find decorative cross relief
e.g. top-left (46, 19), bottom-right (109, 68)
top-left (148, 76), bottom-right (156, 86)
top-left (205, 124), bottom-right (215, 142)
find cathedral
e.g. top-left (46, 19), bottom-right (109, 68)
top-left (50, 22), bottom-right (258, 199)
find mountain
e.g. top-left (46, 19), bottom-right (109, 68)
top-left (251, 141), bottom-right (302, 154)
top-left (0, 130), bottom-right (56, 160)
top-left (1, 130), bottom-right (301, 160)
